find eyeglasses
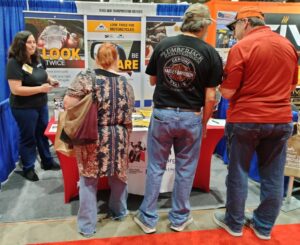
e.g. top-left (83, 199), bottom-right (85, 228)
top-left (231, 19), bottom-right (246, 31)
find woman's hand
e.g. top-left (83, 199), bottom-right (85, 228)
top-left (48, 76), bottom-right (60, 88)
top-left (49, 79), bottom-right (60, 88)
top-left (8, 79), bottom-right (52, 96)
top-left (40, 83), bottom-right (53, 93)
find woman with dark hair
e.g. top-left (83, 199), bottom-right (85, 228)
top-left (63, 42), bottom-right (135, 237)
top-left (6, 31), bottom-right (60, 182)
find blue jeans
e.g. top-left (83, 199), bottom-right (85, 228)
top-left (77, 175), bottom-right (128, 235)
top-left (11, 105), bottom-right (53, 171)
top-left (224, 122), bottom-right (293, 235)
top-left (137, 108), bottom-right (202, 228)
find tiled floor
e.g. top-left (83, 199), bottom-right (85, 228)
top-left (1, 154), bottom-right (300, 244)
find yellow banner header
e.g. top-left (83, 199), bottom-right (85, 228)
top-left (88, 21), bottom-right (141, 33)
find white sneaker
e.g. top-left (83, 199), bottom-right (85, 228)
top-left (79, 231), bottom-right (96, 238)
top-left (170, 217), bottom-right (193, 232)
top-left (249, 223), bottom-right (271, 240)
top-left (213, 211), bottom-right (243, 237)
top-left (133, 216), bottom-right (156, 234)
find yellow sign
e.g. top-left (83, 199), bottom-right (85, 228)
top-left (118, 60), bottom-right (139, 70)
top-left (88, 21), bottom-right (141, 33)
top-left (41, 48), bottom-right (81, 60)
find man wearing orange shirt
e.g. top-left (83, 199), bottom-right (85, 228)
top-left (213, 7), bottom-right (298, 240)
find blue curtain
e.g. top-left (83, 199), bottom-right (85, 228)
top-left (0, 0), bottom-right (26, 102)
top-left (28, 0), bottom-right (77, 12)
top-left (156, 4), bottom-right (189, 16)
top-left (0, 99), bottom-right (19, 183)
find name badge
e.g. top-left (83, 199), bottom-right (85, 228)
top-left (22, 64), bottom-right (33, 74)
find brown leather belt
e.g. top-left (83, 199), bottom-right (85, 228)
top-left (154, 106), bottom-right (201, 112)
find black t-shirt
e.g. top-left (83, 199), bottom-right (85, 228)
top-left (6, 57), bottom-right (48, 108)
top-left (146, 34), bottom-right (223, 109)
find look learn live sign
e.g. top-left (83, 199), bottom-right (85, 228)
top-left (41, 48), bottom-right (81, 66)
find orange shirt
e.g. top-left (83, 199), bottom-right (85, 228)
top-left (221, 26), bottom-right (298, 123)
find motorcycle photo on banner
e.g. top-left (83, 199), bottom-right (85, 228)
top-left (24, 12), bottom-right (85, 87)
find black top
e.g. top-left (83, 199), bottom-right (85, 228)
top-left (146, 34), bottom-right (223, 110)
top-left (6, 57), bottom-right (48, 108)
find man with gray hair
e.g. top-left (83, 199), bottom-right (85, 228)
top-left (134, 3), bottom-right (223, 234)
top-left (213, 6), bottom-right (298, 240)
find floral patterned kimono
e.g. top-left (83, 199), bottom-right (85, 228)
top-left (65, 69), bottom-right (135, 182)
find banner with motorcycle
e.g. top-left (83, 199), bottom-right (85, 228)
top-left (144, 16), bottom-right (183, 107)
top-left (127, 129), bottom-right (176, 195)
top-left (24, 12), bottom-right (85, 87)
top-left (206, 1), bottom-right (300, 84)
top-left (86, 15), bottom-right (142, 107)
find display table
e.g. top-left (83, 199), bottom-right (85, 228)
top-left (45, 117), bottom-right (224, 203)
top-left (194, 122), bottom-right (225, 192)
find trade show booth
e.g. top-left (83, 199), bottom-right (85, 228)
top-left (1, 0), bottom-right (299, 192)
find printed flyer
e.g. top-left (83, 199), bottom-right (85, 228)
top-left (87, 15), bottom-right (142, 106)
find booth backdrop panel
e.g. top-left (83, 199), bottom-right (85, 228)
top-left (0, 99), bottom-right (19, 183)
top-left (1, 1), bottom-right (300, 102)
top-left (206, 1), bottom-right (300, 84)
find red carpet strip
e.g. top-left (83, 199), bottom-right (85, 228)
top-left (30, 223), bottom-right (300, 245)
